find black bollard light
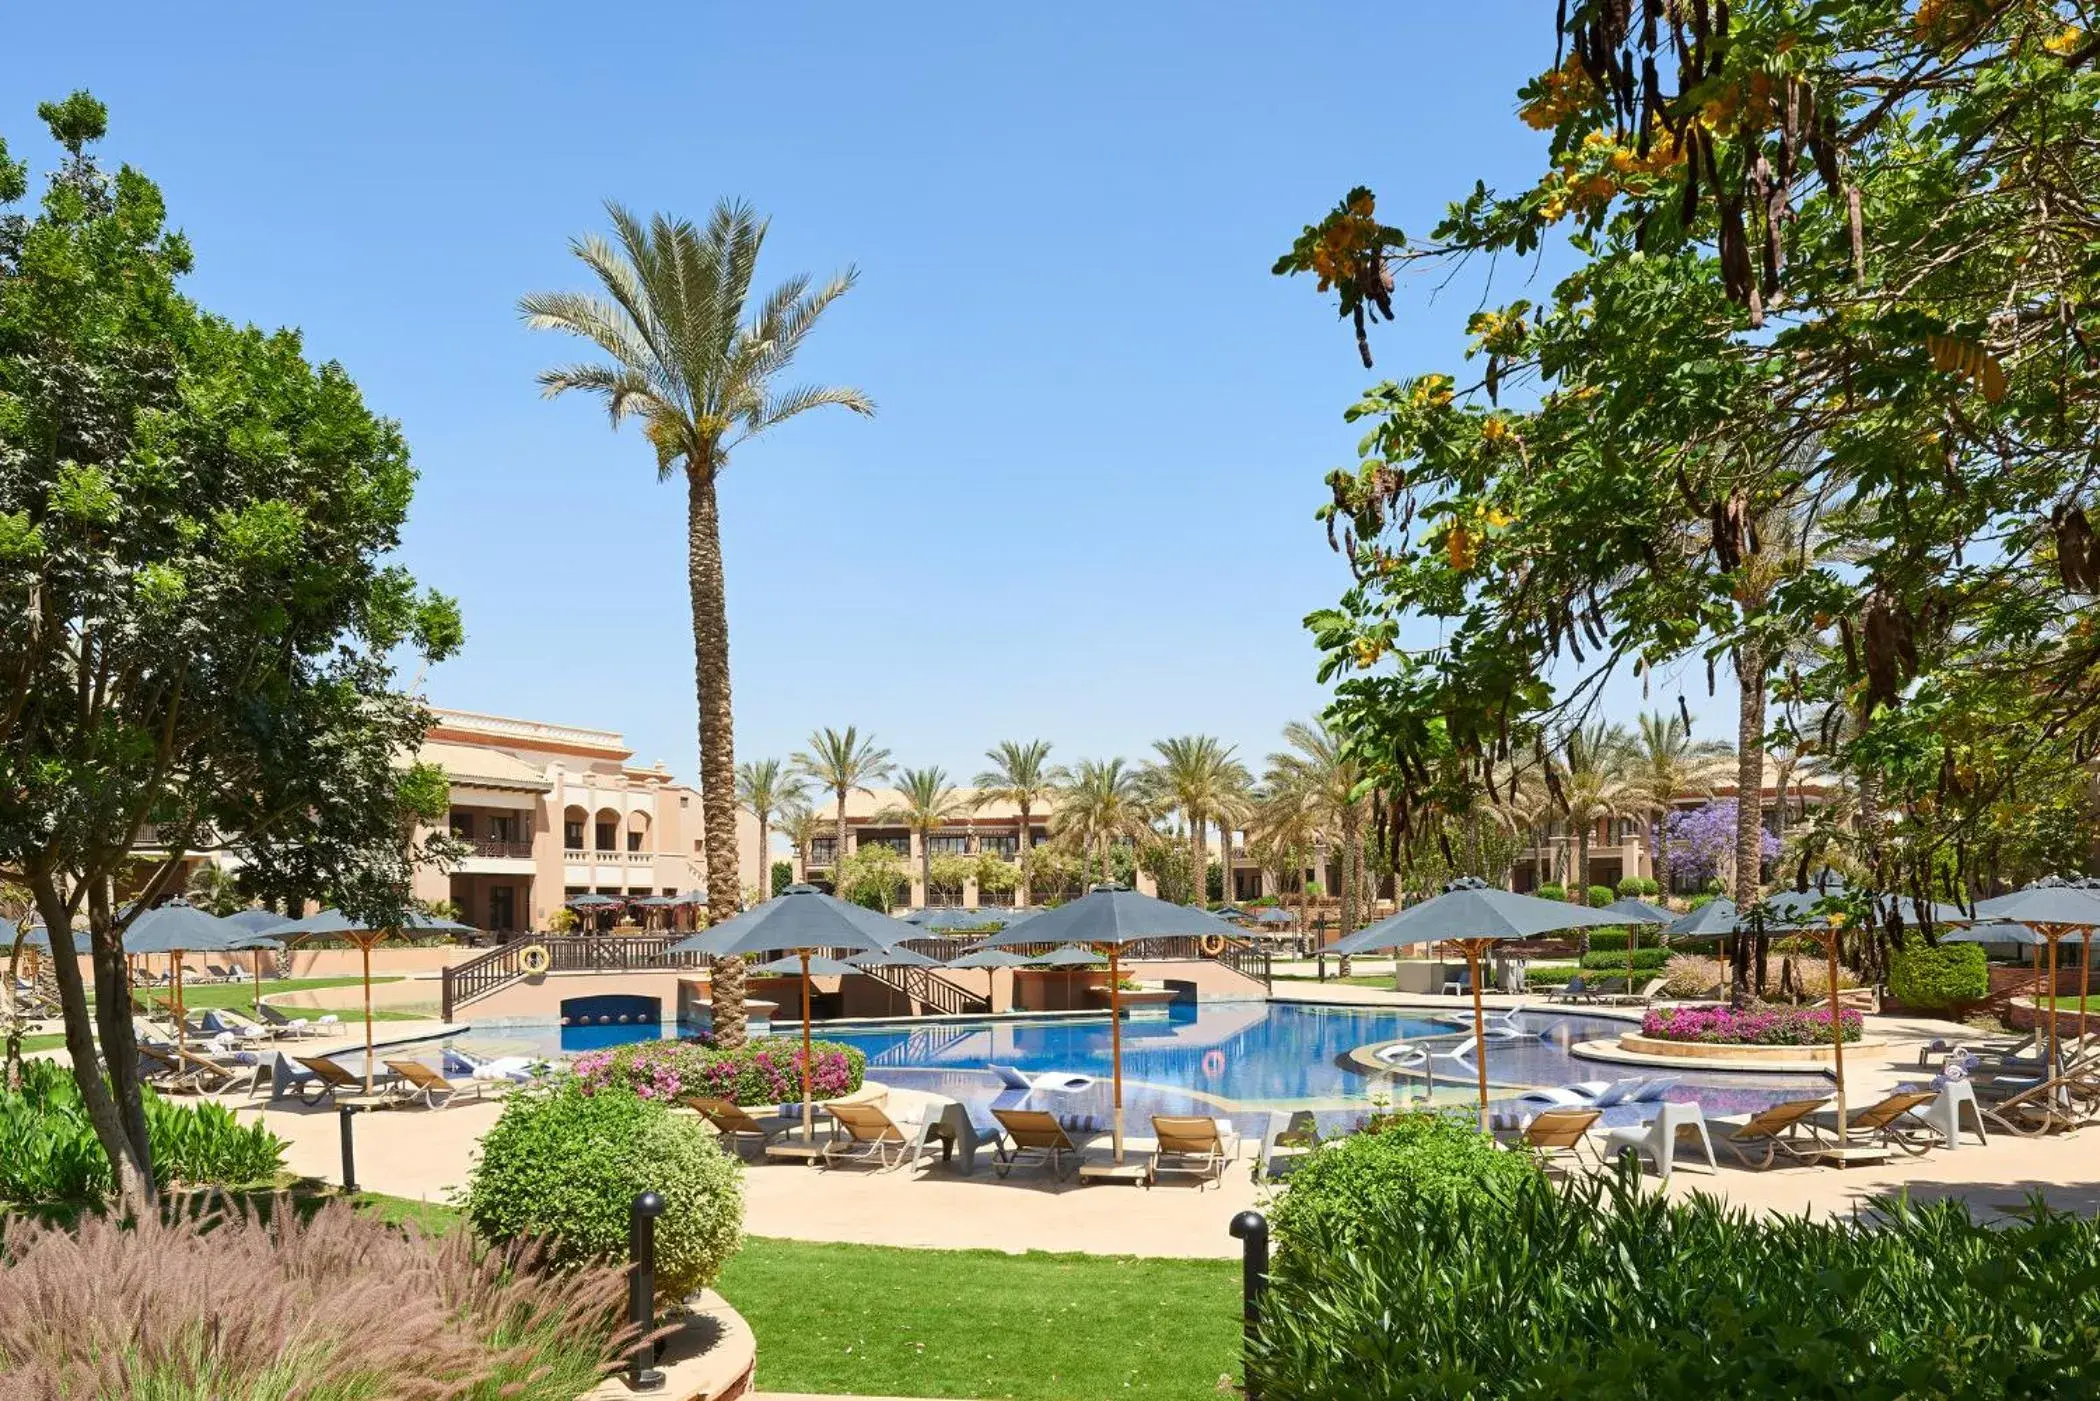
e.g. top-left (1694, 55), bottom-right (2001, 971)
top-left (1228, 1209), bottom-right (1270, 1401)
top-left (337, 1104), bottom-right (360, 1195)
top-left (627, 1190), bottom-right (666, 1392)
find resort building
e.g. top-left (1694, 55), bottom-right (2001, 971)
top-left (410, 708), bottom-right (762, 936)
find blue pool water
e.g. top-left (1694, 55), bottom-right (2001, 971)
top-left (447, 1001), bottom-right (1827, 1137)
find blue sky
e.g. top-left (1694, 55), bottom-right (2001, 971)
top-left (5, 4), bottom-right (1733, 785)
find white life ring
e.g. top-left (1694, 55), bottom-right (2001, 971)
top-left (518, 944), bottom-right (552, 977)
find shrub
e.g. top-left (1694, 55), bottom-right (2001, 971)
top-left (1586, 884), bottom-right (1614, 908)
top-left (1579, 946), bottom-right (1669, 971)
top-left (1616, 875), bottom-right (1660, 897)
top-left (0, 1198), bottom-right (628, 1399)
top-left (1641, 1003), bottom-right (1862, 1045)
top-left (0, 1059), bottom-right (283, 1203)
top-left (1687, 892), bottom-right (1716, 909)
top-left (465, 1082), bottom-right (744, 1302)
top-left (1661, 954), bottom-right (1724, 998)
top-left (1524, 965), bottom-right (1584, 987)
top-left (1270, 1112), bottom-right (1537, 1250)
top-left (1536, 882), bottom-right (1566, 902)
top-left (1582, 927), bottom-right (1656, 953)
top-left (1253, 1165), bottom-right (2100, 1398)
top-left (1889, 941), bottom-right (1990, 1011)
top-left (571, 1034), bottom-right (864, 1107)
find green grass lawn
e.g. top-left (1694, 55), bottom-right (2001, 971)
top-left (135, 975), bottom-right (428, 1022)
top-left (345, 1196), bottom-right (1239, 1400)
top-left (1273, 972), bottom-right (1405, 988)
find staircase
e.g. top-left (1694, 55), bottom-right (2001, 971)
top-left (440, 935), bottom-right (708, 1019)
top-left (852, 965), bottom-right (992, 1017)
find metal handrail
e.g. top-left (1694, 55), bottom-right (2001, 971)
top-left (441, 935), bottom-right (710, 1018)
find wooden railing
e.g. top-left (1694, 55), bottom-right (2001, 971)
top-left (441, 935), bottom-right (710, 1019)
top-left (854, 964), bottom-right (992, 1016)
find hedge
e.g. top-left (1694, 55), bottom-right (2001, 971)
top-left (1254, 1148), bottom-right (2100, 1398)
top-left (1580, 947), bottom-right (1669, 971)
top-left (1889, 941), bottom-right (1990, 1011)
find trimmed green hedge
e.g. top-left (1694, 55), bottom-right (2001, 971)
top-left (1583, 928), bottom-right (1657, 953)
top-left (1586, 885), bottom-right (1614, 908)
top-left (1536, 882), bottom-right (1566, 902)
top-left (1889, 941), bottom-right (1990, 1011)
top-left (1255, 1142), bottom-right (2100, 1397)
top-left (1580, 947), bottom-right (1669, 971)
top-left (1616, 876), bottom-right (1660, 897)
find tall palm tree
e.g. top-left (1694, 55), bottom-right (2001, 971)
top-left (879, 766), bottom-right (970, 904)
top-left (1622, 711), bottom-right (1733, 897)
top-left (1051, 759), bottom-right (1154, 887)
top-left (782, 803), bottom-right (827, 883)
top-left (522, 201), bottom-right (874, 942)
top-left (1266, 718), bottom-right (1370, 950)
top-left (792, 727), bottom-right (893, 893)
top-left (1549, 721), bottom-right (1633, 950)
top-left (724, 758), bottom-right (804, 1047)
top-left (1247, 782), bottom-right (1321, 935)
top-left (973, 740), bottom-right (1061, 906)
top-left (1148, 736), bottom-right (1251, 909)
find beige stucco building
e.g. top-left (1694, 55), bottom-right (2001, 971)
top-left (409, 708), bottom-right (761, 936)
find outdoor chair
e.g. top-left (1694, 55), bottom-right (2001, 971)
top-left (190, 1008), bottom-right (270, 1043)
top-left (383, 1058), bottom-right (487, 1109)
top-left (176, 1046), bottom-right (256, 1095)
top-left (1974, 1069), bottom-right (2098, 1137)
top-left (1604, 1101), bottom-right (1716, 1180)
top-left (1148, 1115), bottom-right (1239, 1187)
top-left (256, 1002), bottom-right (334, 1038)
top-left (1442, 967), bottom-right (1471, 996)
top-left (990, 1108), bottom-right (1086, 1180)
top-left (819, 1101), bottom-right (934, 1172)
top-left (292, 1054), bottom-right (369, 1106)
top-left (1550, 975), bottom-right (1602, 1004)
top-left (1514, 1107), bottom-right (1604, 1174)
top-left (1519, 1077), bottom-right (1653, 1109)
top-left (1261, 1109), bottom-right (1321, 1180)
top-left (136, 1044), bottom-right (187, 1087)
top-left (988, 1064), bottom-right (1096, 1094)
top-left (678, 1094), bottom-right (798, 1158)
top-left (1441, 1005), bottom-right (1544, 1041)
top-left (1380, 1035), bottom-right (1479, 1077)
top-left (1608, 976), bottom-right (1670, 1007)
top-left (1710, 1096), bottom-right (1834, 1168)
top-left (204, 963), bottom-right (240, 982)
top-left (1808, 1089), bottom-right (1942, 1156)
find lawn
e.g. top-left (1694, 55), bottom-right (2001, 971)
top-left (347, 1196), bottom-right (1240, 1401)
top-left (136, 975), bottom-right (429, 1022)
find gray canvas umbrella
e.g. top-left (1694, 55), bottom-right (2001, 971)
top-left (671, 883), bottom-right (917, 1144)
top-left (945, 948), bottom-right (1034, 970)
top-left (112, 903), bottom-right (250, 1055)
top-left (267, 907), bottom-right (443, 1092)
top-left (1666, 897), bottom-right (1741, 938)
top-left (847, 946), bottom-right (941, 969)
top-left (1253, 907), bottom-right (1294, 925)
top-left (1972, 878), bottom-right (2100, 1061)
top-left (973, 886), bottom-right (1245, 1163)
top-left (1211, 904), bottom-right (1250, 922)
top-left (752, 953), bottom-right (859, 977)
top-left (1029, 944), bottom-right (1109, 967)
top-left (226, 909), bottom-right (291, 933)
top-left (1601, 897), bottom-right (1675, 1000)
top-left (1333, 877), bottom-right (1624, 1129)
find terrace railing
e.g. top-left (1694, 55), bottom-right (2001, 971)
top-left (441, 935), bottom-right (709, 1019)
top-left (853, 964), bottom-right (992, 1017)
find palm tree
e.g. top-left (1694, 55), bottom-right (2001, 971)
top-left (792, 727), bottom-right (893, 894)
top-left (1246, 782), bottom-right (1321, 936)
top-left (1148, 736), bottom-right (1251, 909)
top-left (973, 740), bottom-right (1061, 906)
top-left (522, 201), bottom-right (873, 941)
top-left (879, 766), bottom-right (971, 904)
top-left (1549, 721), bottom-right (1633, 949)
top-left (1051, 759), bottom-right (1154, 887)
top-left (1622, 711), bottom-right (1733, 898)
top-left (723, 758), bottom-right (804, 1047)
top-left (782, 803), bottom-right (827, 883)
top-left (1266, 718), bottom-right (1370, 953)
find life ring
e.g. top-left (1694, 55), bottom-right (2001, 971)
top-left (518, 944), bottom-right (552, 977)
top-left (1199, 933), bottom-right (1228, 958)
top-left (1202, 1049), bottom-right (1226, 1077)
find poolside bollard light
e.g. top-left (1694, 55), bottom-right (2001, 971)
top-left (1229, 1210), bottom-right (1269, 1401)
top-left (337, 1104), bottom-right (360, 1195)
top-left (627, 1190), bottom-right (666, 1392)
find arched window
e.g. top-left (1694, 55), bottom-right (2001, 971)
top-left (626, 810), bottom-right (652, 854)
top-left (595, 807), bottom-right (621, 852)
top-left (563, 805), bottom-right (588, 852)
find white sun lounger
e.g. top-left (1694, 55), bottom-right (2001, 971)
top-left (988, 1063), bottom-right (1096, 1094)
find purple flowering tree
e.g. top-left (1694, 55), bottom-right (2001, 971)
top-left (1662, 800), bottom-right (1779, 893)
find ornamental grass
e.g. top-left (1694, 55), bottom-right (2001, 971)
top-left (0, 1198), bottom-right (632, 1400)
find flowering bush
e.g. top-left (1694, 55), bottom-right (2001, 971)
top-left (571, 1035), bottom-right (865, 1106)
top-left (1641, 1003), bottom-right (1862, 1045)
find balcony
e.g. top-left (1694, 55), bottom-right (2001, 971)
top-left (468, 837), bottom-right (533, 859)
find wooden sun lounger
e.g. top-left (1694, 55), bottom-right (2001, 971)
top-left (1711, 1096), bottom-right (1834, 1168)
top-left (1517, 1107), bottom-right (1604, 1173)
top-left (678, 1094), bottom-right (798, 1158)
top-left (818, 1101), bottom-right (933, 1172)
top-left (292, 1054), bottom-right (368, 1105)
top-left (382, 1058), bottom-right (487, 1109)
top-left (1809, 1089), bottom-right (1941, 1156)
top-left (990, 1108), bottom-right (1086, 1180)
top-left (1149, 1115), bottom-right (1239, 1187)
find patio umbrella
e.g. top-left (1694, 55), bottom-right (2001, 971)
top-left (1253, 908), bottom-right (1294, 925)
top-left (112, 903), bottom-right (251, 1056)
top-left (1027, 944), bottom-right (1109, 967)
top-left (226, 909), bottom-right (291, 933)
top-left (225, 932), bottom-right (284, 1018)
top-left (847, 946), bottom-right (942, 969)
top-left (971, 885), bottom-right (1246, 1165)
top-left (1211, 904), bottom-right (1250, 922)
top-left (566, 892), bottom-right (623, 933)
top-left (1971, 878), bottom-right (2100, 1068)
top-left (751, 954), bottom-right (859, 977)
top-left (670, 883), bottom-right (916, 1146)
top-left (1665, 897), bottom-right (1740, 938)
top-left (1600, 897), bottom-right (1674, 999)
top-left (1331, 876), bottom-right (1624, 1130)
top-left (269, 907), bottom-right (434, 1094)
top-left (944, 948), bottom-right (1034, 969)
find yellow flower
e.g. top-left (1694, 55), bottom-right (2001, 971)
top-left (1446, 525), bottom-right (1478, 571)
top-left (2045, 25), bottom-right (2085, 54)
top-left (1480, 417), bottom-right (1508, 443)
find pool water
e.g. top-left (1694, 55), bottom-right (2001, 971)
top-left (448, 1001), bottom-right (1827, 1140)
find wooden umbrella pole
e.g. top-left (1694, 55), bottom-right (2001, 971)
top-left (2046, 927), bottom-right (2062, 1076)
top-left (251, 950), bottom-right (262, 1015)
top-left (1110, 947), bottom-right (1125, 1164)
top-left (1826, 930), bottom-right (1847, 1155)
top-left (1467, 942), bottom-right (1490, 1134)
top-left (800, 951), bottom-right (815, 1146)
top-left (2081, 933), bottom-right (2092, 1048)
top-left (173, 954), bottom-right (186, 1055)
top-left (362, 939), bottom-right (375, 1095)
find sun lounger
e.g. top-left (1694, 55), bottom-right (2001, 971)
top-left (442, 1048), bottom-right (537, 1083)
top-left (818, 1100), bottom-right (935, 1172)
top-left (678, 1094), bottom-right (799, 1158)
top-left (1519, 1077), bottom-right (1652, 1109)
top-left (1710, 1096), bottom-right (1834, 1168)
top-left (1607, 976), bottom-right (1670, 1007)
top-left (292, 1054), bottom-right (368, 1105)
top-left (176, 1046), bottom-right (258, 1095)
top-left (190, 1008), bottom-right (271, 1042)
top-left (1807, 1089), bottom-right (1941, 1156)
top-left (256, 1002), bottom-right (336, 1038)
top-left (1148, 1115), bottom-right (1239, 1186)
top-left (1379, 1035), bottom-right (1479, 1075)
top-left (1514, 1107), bottom-right (1603, 1173)
top-left (988, 1063), bottom-right (1096, 1094)
top-left (1974, 1070), bottom-right (2096, 1136)
top-left (1438, 1005), bottom-right (1544, 1040)
top-left (382, 1058), bottom-right (487, 1109)
top-left (204, 963), bottom-right (240, 983)
top-left (990, 1108), bottom-right (1087, 1179)
top-left (1550, 975), bottom-right (1603, 1004)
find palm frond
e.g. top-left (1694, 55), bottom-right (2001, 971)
top-left (749, 383), bottom-right (877, 435)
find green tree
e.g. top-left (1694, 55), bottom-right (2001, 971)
top-left (1548, 723), bottom-right (1633, 952)
top-left (1050, 759), bottom-right (1153, 888)
top-left (972, 739), bottom-right (1061, 906)
top-left (0, 97), bottom-right (461, 1208)
top-left (792, 727), bottom-right (893, 893)
top-left (727, 757), bottom-right (808, 1047)
top-left (522, 201), bottom-right (872, 943)
top-left (1265, 718), bottom-right (1372, 951)
top-left (834, 843), bottom-right (907, 913)
top-left (878, 766), bottom-right (970, 905)
top-left (1623, 712), bottom-right (1733, 898)
top-left (1148, 736), bottom-right (1250, 911)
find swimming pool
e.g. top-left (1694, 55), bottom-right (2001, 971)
top-left (446, 1000), bottom-right (1827, 1131)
